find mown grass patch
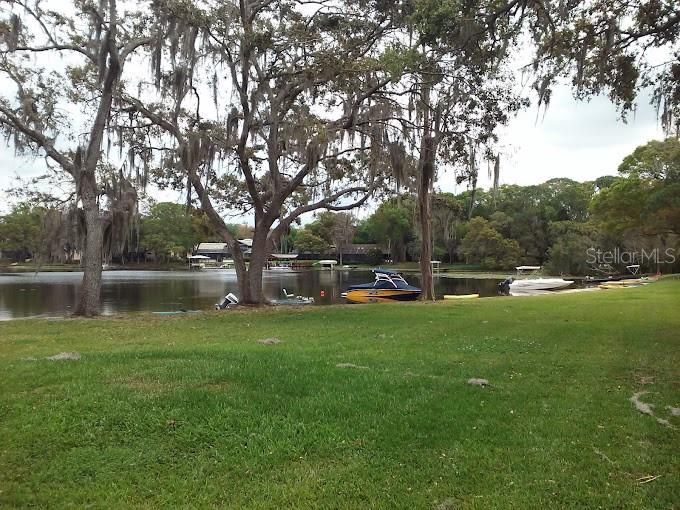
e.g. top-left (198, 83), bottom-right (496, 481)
top-left (0, 280), bottom-right (678, 508)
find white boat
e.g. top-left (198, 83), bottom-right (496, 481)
top-left (500, 266), bottom-right (573, 293)
top-left (188, 254), bottom-right (211, 270)
top-left (509, 278), bottom-right (574, 291)
top-left (316, 259), bottom-right (338, 270)
top-left (267, 253), bottom-right (298, 270)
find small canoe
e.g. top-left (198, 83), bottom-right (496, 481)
top-left (599, 279), bottom-right (650, 289)
top-left (443, 294), bottom-right (480, 299)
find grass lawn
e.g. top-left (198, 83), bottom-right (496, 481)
top-left (0, 280), bottom-right (678, 508)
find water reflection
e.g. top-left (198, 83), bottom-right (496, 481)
top-left (0, 269), bottom-right (502, 319)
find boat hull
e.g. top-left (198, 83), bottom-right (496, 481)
top-left (509, 279), bottom-right (573, 291)
top-left (598, 279), bottom-right (651, 289)
top-left (345, 288), bottom-right (421, 303)
top-left (597, 278), bottom-right (651, 287)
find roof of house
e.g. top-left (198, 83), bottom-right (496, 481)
top-left (196, 243), bottom-right (229, 253)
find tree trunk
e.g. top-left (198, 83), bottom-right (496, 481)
top-left (229, 224), bottom-right (271, 305)
top-left (73, 0), bottom-right (120, 317)
top-left (416, 78), bottom-right (438, 301)
top-left (231, 243), bottom-right (251, 302)
top-left (418, 136), bottom-right (436, 301)
top-left (244, 230), bottom-right (270, 304)
top-left (246, 251), bottom-right (267, 304)
top-left (74, 173), bottom-right (103, 316)
top-left (418, 181), bottom-right (435, 300)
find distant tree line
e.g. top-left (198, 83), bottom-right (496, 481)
top-left (1, 201), bottom-right (227, 265)
top-left (292, 139), bottom-right (680, 274)
top-left (2, 138), bottom-right (679, 274)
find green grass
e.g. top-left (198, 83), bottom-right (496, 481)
top-left (0, 281), bottom-right (678, 508)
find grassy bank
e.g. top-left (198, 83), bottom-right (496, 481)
top-left (0, 282), bottom-right (678, 508)
top-left (0, 262), bottom-right (190, 273)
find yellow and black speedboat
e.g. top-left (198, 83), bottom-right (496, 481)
top-left (343, 269), bottom-right (421, 303)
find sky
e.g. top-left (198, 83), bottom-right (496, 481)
top-left (0, 83), bottom-right (665, 218)
top-left (437, 85), bottom-right (664, 194)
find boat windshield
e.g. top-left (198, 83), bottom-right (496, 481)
top-left (373, 272), bottom-right (410, 289)
top-left (515, 266), bottom-right (542, 276)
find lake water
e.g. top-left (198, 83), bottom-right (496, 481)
top-left (0, 269), bottom-right (503, 319)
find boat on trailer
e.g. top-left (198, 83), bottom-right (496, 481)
top-left (344, 269), bottom-right (421, 303)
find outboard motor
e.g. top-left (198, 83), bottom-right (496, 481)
top-left (215, 292), bottom-right (239, 310)
top-left (498, 277), bottom-right (513, 295)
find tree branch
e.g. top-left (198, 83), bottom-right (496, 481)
top-left (83, 0), bottom-right (120, 173)
top-left (120, 37), bottom-right (155, 62)
top-left (269, 183), bottom-right (375, 244)
top-left (1, 44), bottom-right (96, 60)
top-left (0, 105), bottom-right (74, 175)
top-left (121, 96), bottom-right (183, 141)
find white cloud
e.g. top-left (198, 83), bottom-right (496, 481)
top-left (439, 86), bottom-right (664, 193)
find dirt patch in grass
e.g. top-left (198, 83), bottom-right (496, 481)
top-left (630, 392), bottom-right (675, 429)
top-left (336, 363), bottom-right (369, 369)
top-left (435, 497), bottom-right (460, 510)
top-left (46, 352), bottom-right (81, 361)
top-left (111, 375), bottom-right (235, 394)
top-left (257, 337), bottom-right (282, 345)
top-left (630, 392), bottom-right (654, 416)
top-left (111, 375), bottom-right (175, 394)
top-left (200, 379), bottom-right (234, 392)
top-left (633, 373), bottom-right (655, 385)
top-left (593, 447), bottom-right (615, 465)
